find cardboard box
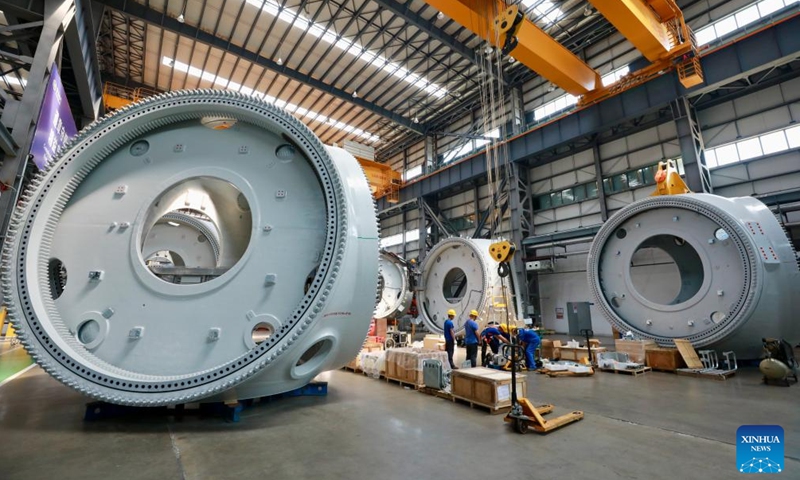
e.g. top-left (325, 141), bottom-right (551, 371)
top-left (615, 339), bottom-right (657, 363)
top-left (540, 339), bottom-right (561, 359)
top-left (645, 347), bottom-right (686, 371)
top-left (451, 367), bottom-right (527, 410)
top-left (423, 335), bottom-right (445, 351)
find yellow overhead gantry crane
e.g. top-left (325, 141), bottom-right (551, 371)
top-left (425, 0), bottom-right (601, 96)
top-left (427, 0), bottom-right (703, 108)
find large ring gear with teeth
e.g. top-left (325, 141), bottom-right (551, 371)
top-left (1, 90), bottom-right (379, 406)
top-left (418, 237), bottom-right (515, 335)
top-left (374, 250), bottom-right (412, 320)
top-left (587, 194), bottom-right (799, 358)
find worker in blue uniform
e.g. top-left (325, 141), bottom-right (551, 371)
top-left (443, 309), bottom-right (457, 369)
top-left (464, 310), bottom-right (480, 368)
top-left (480, 322), bottom-right (509, 366)
top-left (517, 328), bottom-right (541, 370)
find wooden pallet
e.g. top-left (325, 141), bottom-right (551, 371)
top-left (537, 367), bottom-right (594, 377)
top-left (599, 366), bottom-right (651, 376)
top-left (449, 393), bottom-right (514, 415)
top-left (676, 368), bottom-right (736, 380)
top-left (384, 375), bottom-right (422, 390)
top-left (419, 386), bottom-right (454, 400)
top-left (342, 366), bottom-right (362, 373)
top-left (649, 367), bottom-right (678, 373)
top-left (545, 370), bottom-right (594, 377)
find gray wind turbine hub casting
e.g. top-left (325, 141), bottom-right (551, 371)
top-left (1, 90), bottom-right (379, 406)
top-left (374, 250), bottom-right (412, 320)
top-left (587, 194), bottom-right (799, 358)
top-left (418, 237), bottom-right (513, 335)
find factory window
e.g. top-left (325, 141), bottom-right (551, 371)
top-left (531, 66), bottom-right (628, 124)
top-left (533, 181), bottom-right (599, 211)
top-left (538, 194), bottom-right (552, 210)
top-left (705, 124), bottom-right (800, 168)
top-left (403, 165), bottom-right (423, 182)
top-left (695, 0), bottom-right (797, 47)
top-left (601, 160), bottom-right (682, 196)
top-left (585, 181), bottom-right (598, 199)
top-left (405, 230), bottom-right (421, 243)
top-left (601, 65), bottom-right (631, 87)
top-left (533, 94), bottom-right (578, 121)
top-left (380, 233), bottom-right (404, 248)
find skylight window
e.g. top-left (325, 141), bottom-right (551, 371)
top-left (243, 0), bottom-right (446, 98)
top-left (0, 75), bottom-right (25, 87)
top-left (163, 56), bottom-right (380, 143)
top-left (521, 0), bottom-right (564, 24)
top-left (442, 128), bottom-right (500, 164)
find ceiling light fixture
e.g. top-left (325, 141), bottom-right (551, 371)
top-left (177, 0), bottom-right (187, 23)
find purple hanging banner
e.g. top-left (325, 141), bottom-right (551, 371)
top-left (29, 64), bottom-right (78, 170)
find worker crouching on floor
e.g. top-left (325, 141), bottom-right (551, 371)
top-left (464, 310), bottom-right (480, 368)
top-left (517, 328), bottom-right (541, 370)
top-left (444, 309), bottom-right (457, 369)
top-left (480, 322), bottom-right (509, 366)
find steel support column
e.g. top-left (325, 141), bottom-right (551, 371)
top-left (424, 135), bottom-right (436, 174)
top-left (506, 162), bottom-right (534, 320)
top-left (510, 85), bottom-right (525, 135)
top-left (472, 176), bottom-right (508, 239)
top-left (672, 96), bottom-right (712, 193)
top-left (0, 0), bottom-right (76, 243)
top-left (64, 0), bottom-right (103, 123)
top-left (592, 141), bottom-right (609, 221)
top-left (417, 198), bottom-right (429, 263)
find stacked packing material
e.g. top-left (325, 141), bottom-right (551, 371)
top-left (385, 348), bottom-right (451, 386)
top-left (361, 350), bottom-right (387, 379)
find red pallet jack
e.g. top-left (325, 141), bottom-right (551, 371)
top-left (488, 241), bottom-right (585, 434)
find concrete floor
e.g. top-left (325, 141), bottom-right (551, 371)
top-left (0, 348), bottom-right (798, 480)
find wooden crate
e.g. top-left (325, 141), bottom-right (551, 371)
top-left (450, 367), bottom-right (527, 410)
top-left (559, 346), bottom-right (606, 362)
top-left (614, 339), bottom-right (657, 364)
top-left (645, 347), bottom-right (686, 372)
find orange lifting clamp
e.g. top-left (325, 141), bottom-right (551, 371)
top-left (488, 240), bottom-right (516, 264)
top-left (651, 159), bottom-right (691, 196)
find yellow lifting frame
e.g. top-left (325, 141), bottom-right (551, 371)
top-left (425, 0), bottom-right (600, 96)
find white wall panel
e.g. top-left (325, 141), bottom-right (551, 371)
top-left (710, 164), bottom-right (750, 187)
